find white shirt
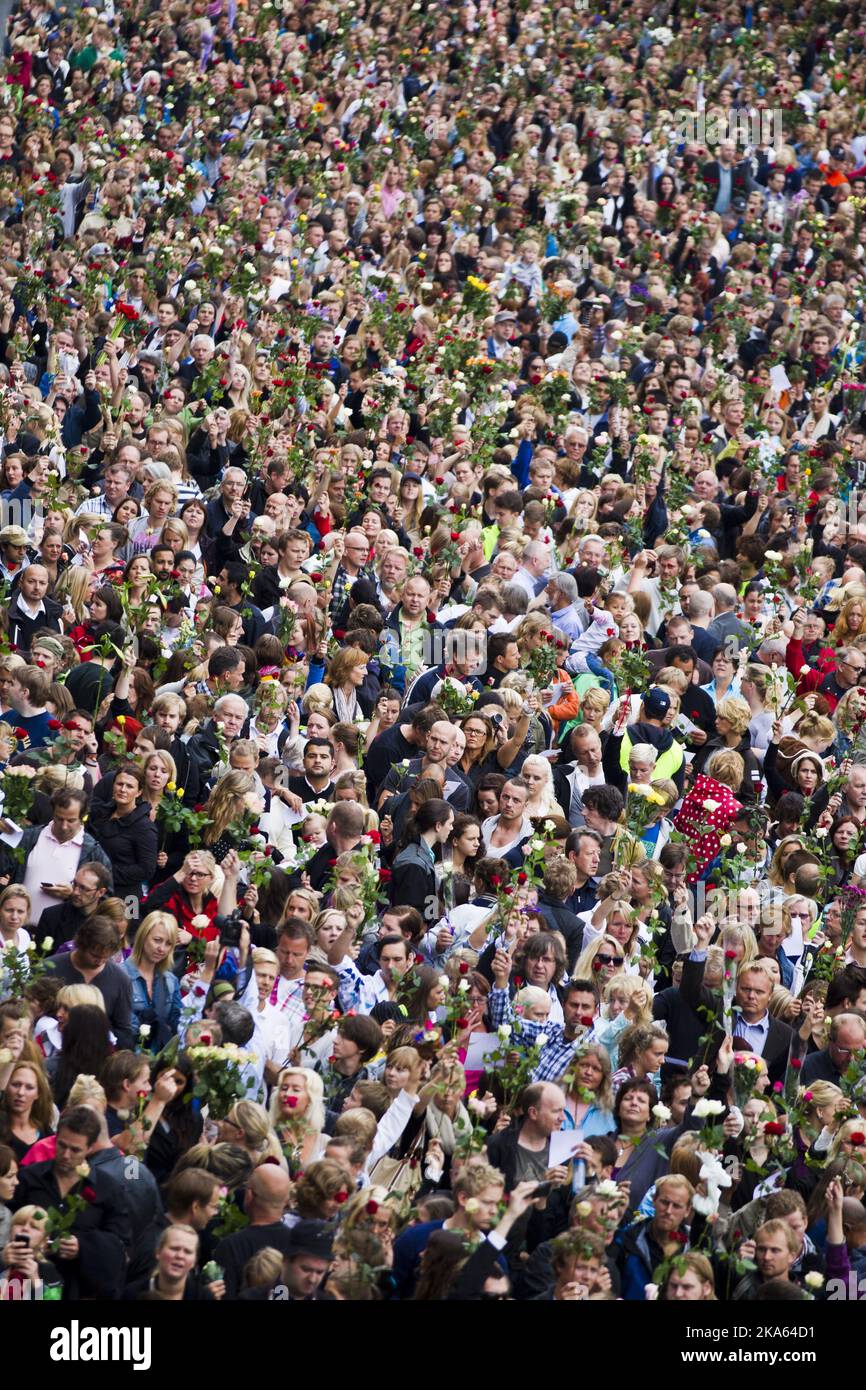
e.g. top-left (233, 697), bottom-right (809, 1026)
top-left (481, 814), bottom-right (534, 856)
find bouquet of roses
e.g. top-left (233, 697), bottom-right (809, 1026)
top-left (186, 1043), bottom-right (258, 1119)
top-left (0, 762), bottom-right (37, 824)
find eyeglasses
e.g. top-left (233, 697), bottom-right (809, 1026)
top-left (597, 955), bottom-right (624, 967)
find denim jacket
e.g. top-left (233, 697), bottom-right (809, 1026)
top-left (123, 959), bottom-right (181, 1050)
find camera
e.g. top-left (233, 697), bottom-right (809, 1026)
top-left (215, 909), bottom-right (244, 950)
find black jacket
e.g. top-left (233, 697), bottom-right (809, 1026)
top-left (7, 592), bottom-right (63, 653)
top-left (11, 1160), bottom-right (130, 1300)
top-left (678, 954), bottom-right (794, 1084)
top-left (88, 800), bottom-right (159, 901)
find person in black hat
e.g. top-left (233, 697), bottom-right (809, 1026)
top-left (602, 686), bottom-right (686, 796)
top-left (237, 1219), bottom-right (334, 1301)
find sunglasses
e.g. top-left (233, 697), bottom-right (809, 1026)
top-left (597, 954), bottom-right (624, 967)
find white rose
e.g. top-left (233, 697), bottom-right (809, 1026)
top-left (805, 1271), bottom-right (824, 1290)
top-left (41, 937), bottom-right (54, 953)
top-left (703, 799), bottom-right (720, 811)
top-left (652, 1103), bottom-right (672, 1122)
top-left (529, 838), bottom-right (546, 852)
top-left (693, 1098), bottom-right (725, 1118)
top-left (815, 826), bottom-right (829, 838)
top-left (719, 834), bottom-right (732, 847)
top-left (75, 1162), bottom-right (90, 1178)
top-left (536, 1034), bottom-right (549, 1048)
top-left (464, 1197), bottom-right (480, 1214)
top-left (800, 665), bottom-right (811, 676)
top-left (736, 843), bottom-right (747, 853)
top-left (644, 1283), bottom-right (659, 1301)
top-left (764, 550), bottom-right (783, 562)
top-left (498, 1024), bottom-right (512, 1041)
top-left (543, 820), bottom-right (557, 832)
top-left (458, 979), bottom-right (470, 993)
top-left (439, 976), bottom-right (450, 989)
top-left (595, 1179), bottom-right (620, 1198)
top-left (138, 1024), bottom-right (151, 1040)
top-left (190, 915), bottom-right (211, 930)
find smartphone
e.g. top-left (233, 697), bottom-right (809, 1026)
top-left (14, 1233), bottom-right (30, 1247)
top-left (530, 1180), bottom-right (555, 1199)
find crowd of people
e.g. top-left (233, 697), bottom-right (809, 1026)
top-left (2, 0), bottom-right (866, 1307)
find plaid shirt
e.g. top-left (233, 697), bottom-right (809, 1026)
top-left (489, 986), bottom-right (585, 1083)
top-left (329, 562), bottom-right (376, 618)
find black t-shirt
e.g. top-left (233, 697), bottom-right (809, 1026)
top-left (214, 1221), bottom-right (297, 1299)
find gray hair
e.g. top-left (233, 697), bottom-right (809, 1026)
top-left (629, 743), bottom-right (658, 766)
top-left (550, 571), bottom-right (578, 604)
top-left (712, 583), bottom-right (738, 613)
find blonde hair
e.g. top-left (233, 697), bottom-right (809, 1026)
top-left (57, 983), bottom-right (105, 1012)
top-left (131, 911), bottom-right (179, 973)
top-left (67, 1075), bottom-right (107, 1108)
top-left (604, 974), bottom-right (652, 1024)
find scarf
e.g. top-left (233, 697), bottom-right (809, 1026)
top-left (425, 1100), bottom-right (471, 1154)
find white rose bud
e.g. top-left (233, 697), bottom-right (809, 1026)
top-left (138, 1024), bottom-right (151, 1040)
top-left (805, 1271), bottom-right (824, 1290)
top-left (41, 937), bottom-right (54, 953)
top-left (498, 1024), bottom-right (512, 1041)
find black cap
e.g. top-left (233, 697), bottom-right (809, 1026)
top-left (287, 1219), bottom-right (334, 1261)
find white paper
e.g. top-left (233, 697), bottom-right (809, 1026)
top-left (675, 712), bottom-right (700, 737)
top-left (464, 1032), bottom-right (502, 1071)
top-left (268, 276), bottom-right (293, 302)
top-left (549, 1130), bottom-right (583, 1166)
top-left (770, 364), bottom-right (791, 394)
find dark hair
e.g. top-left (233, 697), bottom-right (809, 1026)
top-left (407, 798), bottom-right (453, 842)
top-left (209, 647), bottom-right (244, 679)
top-left (613, 1077), bottom-right (657, 1128)
top-left (566, 978), bottom-right (600, 1003)
top-left (213, 1001), bottom-right (255, 1046)
top-left (91, 585), bottom-right (124, 622)
top-left (57, 1104), bottom-right (102, 1145)
top-left (337, 1013), bottom-right (383, 1061)
top-left (412, 1229), bottom-right (469, 1300)
top-left (100, 1050), bottom-right (149, 1101)
top-left (826, 966), bottom-right (866, 1011)
top-left (486, 632), bottom-right (518, 668)
top-left (580, 785), bottom-right (625, 821)
top-left (52, 1005), bottom-right (112, 1110)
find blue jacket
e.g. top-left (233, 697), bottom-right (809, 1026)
top-left (123, 959), bottom-right (181, 1050)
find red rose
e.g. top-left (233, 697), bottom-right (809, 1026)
top-left (62, 720), bottom-right (78, 731)
top-left (517, 871), bottom-right (528, 884)
top-left (328, 858), bottom-right (337, 866)
top-left (367, 830), bottom-right (381, 843)
top-left (334, 1190), bottom-right (349, 1204)
top-left (365, 1199), bottom-right (380, 1214)
top-left (380, 868), bottom-right (392, 881)
top-left (725, 949), bottom-right (737, 960)
top-left (250, 825), bottom-right (261, 836)
top-left (450, 532), bottom-right (460, 541)
top-left (579, 1014), bottom-right (594, 1026)
top-left (490, 875), bottom-right (501, 887)
top-left (309, 572), bottom-right (323, 583)
top-left (790, 1057), bottom-right (802, 1070)
top-left (13, 728), bottom-right (27, 739)
top-left (47, 719), bottom-right (62, 730)
top-left (82, 1185), bottom-right (97, 1203)
top-left (286, 1096), bottom-right (298, 1109)
top-left (136, 1089), bottom-right (149, 1099)
top-left (456, 1017), bottom-right (469, 1029)
top-left (412, 546), bottom-right (424, 557)
top-left (763, 1121), bottom-right (785, 1136)
top-left (264, 846), bottom-right (274, 857)
top-left (850, 1132), bottom-right (866, 1146)
top-left (198, 1034), bottom-right (212, 1045)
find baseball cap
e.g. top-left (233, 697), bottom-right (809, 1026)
top-left (494, 309), bottom-right (517, 323)
top-left (830, 144), bottom-right (848, 162)
top-left (643, 688), bottom-right (671, 718)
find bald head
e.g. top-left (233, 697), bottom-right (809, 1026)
top-left (247, 1164), bottom-right (291, 1219)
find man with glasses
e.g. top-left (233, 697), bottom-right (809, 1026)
top-left (815, 645), bottom-right (866, 709)
top-left (33, 861), bottom-right (111, 949)
top-left (800, 1011), bottom-right (866, 1086)
top-left (329, 527), bottom-right (375, 618)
